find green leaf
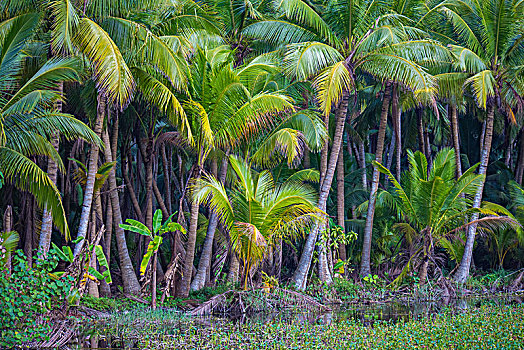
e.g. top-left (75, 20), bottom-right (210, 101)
top-left (119, 220), bottom-right (152, 237)
top-left (152, 209), bottom-right (162, 234)
top-left (94, 245), bottom-right (112, 284)
top-left (140, 236), bottom-right (163, 275)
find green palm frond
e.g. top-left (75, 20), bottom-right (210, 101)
top-left (132, 67), bottom-right (190, 141)
top-left (314, 61), bottom-right (354, 116)
top-left (465, 70), bottom-right (495, 110)
top-left (74, 18), bottom-right (135, 108)
top-left (277, 0), bottom-right (337, 46)
top-left (0, 147), bottom-right (68, 238)
top-left (49, 0), bottom-right (79, 55)
top-left (2, 57), bottom-right (82, 113)
top-left (283, 42), bottom-right (343, 81)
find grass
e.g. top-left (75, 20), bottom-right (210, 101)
top-left (90, 302), bottom-right (524, 349)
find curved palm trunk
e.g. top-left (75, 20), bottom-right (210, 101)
top-left (360, 84), bottom-right (392, 277)
top-left (101, 129), bottom-right (141, 293)
top-left (450, 105), bottom-right (462, 178)
top-left (74, 94), bottom-right (105, 256)
top-left (191, 155), bottom-right (229, 291)
top-left (178, 172), bottom-right (201, 297)
top-left (336, 146), bottom-right (346, 261)
top-left (454, 104), bottom-right (495, 283)
top-left (292, 94), bottom-right (348, 290)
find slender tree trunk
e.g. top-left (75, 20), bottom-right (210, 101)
top-left (101, 129), bottom-right (141, 293)
top-left (178, 170), bottom-right (201, 297)
top-left (450, 105), bottom-right (462, 178)
top-left (336, 146), bottom-right (346, 261)
top-left (516, 130), bottom-right (524, 184)
top-left (320, 114), bottom-right (329, 180)
top-left (417, 109), bottom-right (425, 156)
top-left (191, 154), bottom-right (229, 291)
top-left (303, 149), bottom-right (310, 168)
top-left (38, 133), bottom-right (59, 257)
top-left (292, 94), bottom-right (348, 290)
top-left (227, 252), bottom-right (240, 284)
top-left (454, 103), bottom-right (495, 283)
top-left (161, 144), bottom-right (172, 214)
top-left (3, 206), bottom-right (13, 274)
top-left (360, 83), bottom-right (392, 277)
top-left (392, 85), bottom-right (401, 179)
top-left (123, 160), bottom-right (143, 219)
top-left (74, 94), bottom-right (105, 256)
top-left (39, 82), bottom-right (63, 257)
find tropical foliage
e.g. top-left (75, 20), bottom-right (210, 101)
top-left (1, 2), bottom-right (524, 337)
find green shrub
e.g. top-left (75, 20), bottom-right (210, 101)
top-left (0, 249), bottom-right (74, 347)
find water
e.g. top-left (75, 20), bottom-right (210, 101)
top-left (75, 294), bottom-right (523, 349)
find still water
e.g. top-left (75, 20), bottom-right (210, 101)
top-left (75, 294), bottom-right (523, 349)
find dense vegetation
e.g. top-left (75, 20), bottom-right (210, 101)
top-left (1, 0), bottom-right (524, 346)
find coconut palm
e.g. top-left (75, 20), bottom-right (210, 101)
top-left (421, 0), bottom-right (524, 282)
top-left (0, 13), bottom-right (100, 239)
top-left (243, 0), bottom-right (449, 287)
top-left (192, 155), bottom-right (320, 289)
top-left (176, 46), bottom-right (293, 297)
top-left (376, 148), bottom-right (518, 285)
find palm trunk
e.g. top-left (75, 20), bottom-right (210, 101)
top-left (454, 103), bottom-right (495, 283)
top-left (38, 133), bottom-right (59, 257)
top-left (336, 146), bottom-right (346, 261)
top-left (191, 154), bottom-right (229, 291)
top-left (101, 129), bottom-right (141, 293)
top-left (320, 114), bottom-right (329, 180)
top-left (516, 130), bottom-right (524, 184)
top-left (227, 252), bottom-right (240, 284)
top-left (450, 105), bottom-right (462, 178)
top-left (3, 206), bottom-right (13, 274)
top-left (417, 109), bottom-right (425, 156)
top-left (292, 94), bottom-right (348, 290)
top-left (360, 83), bottom-right (392, 277)
top-left (161, 144), bottom-right (172, 213)
top-left (39, 82), bottom-right (63, 257)
top-left (178, 175), bottom-right (201, 297)
top-left (391, 85), bottom-right (401, 179)
top-left (74, 93), bottom-right (105, 256)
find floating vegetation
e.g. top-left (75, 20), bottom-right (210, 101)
top-left (84, 302), bottom-right (524, 349)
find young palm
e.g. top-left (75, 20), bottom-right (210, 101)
top-left (376, 148), bottom-right (518, 285)
top-left (177, 46), bottom-right (293, 296)
top-left (192, 155), bottom-right (320, 289)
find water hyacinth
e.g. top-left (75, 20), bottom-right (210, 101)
top-left (90, 303), bottom-right (524, 349)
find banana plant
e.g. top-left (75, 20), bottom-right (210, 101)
top-left (120, 209), bottom-right (185, 308)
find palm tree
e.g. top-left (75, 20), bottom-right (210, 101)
top-left (192, 155), bottom-right (320, 289)
top-left (0, 13), bottom-right (100, 240)
top-left (376, 148), bottom-right (517, 285)
top-left (176, 46), bottom-right (293, 296)
top-left (422, 0), bottom-right (524, 282)
top-left (243, 0), bottom-right (447, 287)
